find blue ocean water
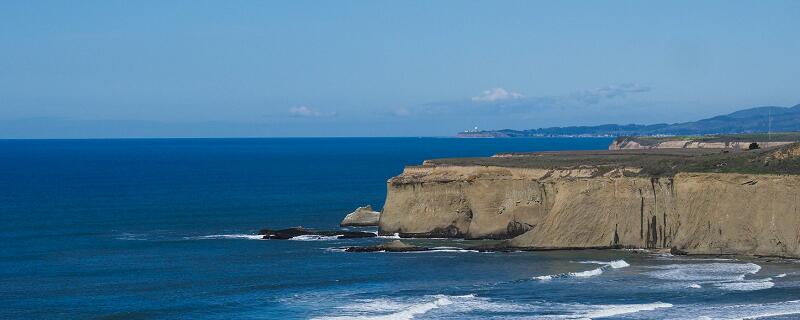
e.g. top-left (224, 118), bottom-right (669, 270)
top-left (2, 138), bottom-right (800, 319)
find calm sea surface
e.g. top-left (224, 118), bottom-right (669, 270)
top-left (2, 138), bottom-right (800, 319)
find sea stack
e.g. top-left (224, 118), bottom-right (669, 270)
top-left (340, 205), bottom-right (381, 227)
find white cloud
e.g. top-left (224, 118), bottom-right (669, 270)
top-left (471, 88), bottom-right (525, 102)
top-left (288, 106), bottom-right (336, 118)
top-left (573, 83), bottom-right (651, 104)
top-left (391, 107), bottom-right (412, 117)
top-left (391, 83), bottom-right (651, 117)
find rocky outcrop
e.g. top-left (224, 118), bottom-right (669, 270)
top-left (379, 165), bottom-right (800, 257)
top-left (345, 240), bottom-right (429, 252)
top-left (259, 227), bottom-right (376, 240)
top-left (340, 205), bottom-right (381, 227)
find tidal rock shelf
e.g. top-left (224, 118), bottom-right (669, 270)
top-left (344, 240), bottom-right (429, 252)
top-left (258, 227), bottom-right (376, 240)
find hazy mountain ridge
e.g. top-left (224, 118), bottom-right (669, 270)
top-left (458, 104), bottom-right (800, 137)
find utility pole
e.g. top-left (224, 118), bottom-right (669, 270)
top-left (768, 108), bottom-right (772, 148)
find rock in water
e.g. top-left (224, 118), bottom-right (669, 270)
top-left (340, 205), bottom-right (381, 227)
top-left (258, 227), bottom-right (376, 240)
top-left (345, 240), bottom-right (429, 252)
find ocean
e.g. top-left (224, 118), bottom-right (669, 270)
top-left (2, 137), bottom-right (800, 319)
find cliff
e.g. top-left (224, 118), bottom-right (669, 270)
top-left (379, 143), bottom-right (800, 257)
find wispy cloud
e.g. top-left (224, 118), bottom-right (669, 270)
top-left (395, 83), bottom-right (652, 117)
top-left (471, 88), bottom-right (524, 102)
top-left (288, 106), bottom-right (336, 118)
top-left (572, 83), bottom-right (651, 104)
top-left (391, 107), bottom-right (412, 117)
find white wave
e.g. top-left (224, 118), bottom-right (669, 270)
top-left (663, 300), bottom-right (800, 320)
top-left (647, 263), bottom-right (760, 282)
top-left (116, 233), bottom-right (149, 241)
top-left (580, 260), bottom-right (630, 269)
top-left (289, 234), bottom-right (342, 241)
top-left (313, 294), bottom-right (516, 320)
top-left (688, 283), bottom-right (702, 289)
top-left (714, 277), bottom-right (774, 291)
top-left (187, 234), bottom-right (264, 240)
top-left (775, 273), bottom-right (787, 278)
top-left (581, 302), bottom-right (673, 318)
top-left (646, 262), bottom-right (774, 292)
top-left (371, 231), bottom-right (401, 239)
top-left (535, 266), bottom-right (605, 280)
top-left (535, 260), bottom-right (629, 280)
top-left (429, 246), bottom-right (479, 253)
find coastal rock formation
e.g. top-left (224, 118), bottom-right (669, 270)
top-left (258, 227), bottom-right (376, 240)
top-left (345, 240), bottom-right (428, 252)
top-left (340, 205), bottom-right (381, 227)
top-left (379, 146), bottom-right (800, 257)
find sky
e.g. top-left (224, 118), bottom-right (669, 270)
top-left (1, 0), bottom-right (799, 138)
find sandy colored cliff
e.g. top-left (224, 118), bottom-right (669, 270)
top-left (379, 144), bottom-right (800, 257)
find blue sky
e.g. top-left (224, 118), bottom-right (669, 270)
top-left (1, 0), bottom-right (799, 138)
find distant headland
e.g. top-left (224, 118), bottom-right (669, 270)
top-left (457, 103), bottom-right (800, 138)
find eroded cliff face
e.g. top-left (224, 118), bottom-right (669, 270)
top-left (379, 165), bottom-right (800, 257)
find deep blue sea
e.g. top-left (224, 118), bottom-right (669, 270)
top-left (3, 138), bottom-right (800, 319)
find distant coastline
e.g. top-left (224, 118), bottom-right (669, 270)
top-left (457, 103), bottom-right (800, 138)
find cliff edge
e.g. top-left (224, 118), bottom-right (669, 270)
top-left (379, 143), bottom-right (800, 257)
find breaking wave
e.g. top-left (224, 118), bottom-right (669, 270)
top-left (646, 262), bottom-right (773, 291)
top-left (578, 302), bottom-right (673, 319)
top-left (311, 294), bottom-right (486, 320)
top-left (187, 234), bottom-right (264, 240)
top-left (534, 260), bottom-right (629, 280)
top-left (372, 231), bottom-right (401, 239)
top-left (669, 300), bottom-right (800, 320)
top-left (289, 235), bottom-right (343, 241)
top-left (310, 294), bottom-right (671, 320)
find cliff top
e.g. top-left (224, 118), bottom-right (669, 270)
top-left (422, 142), bottom-right (800, 176)
top-left (612, 132), bottom-right (800, 147)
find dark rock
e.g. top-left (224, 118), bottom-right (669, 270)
top-left (466, 242), bottom-right (516, 252)
top-left (670, 246), bottom-right (688, 255)
top-left (258, 227), bottom-right (376, 240)
top-left (345, 240), bottom-right (429, 252)
top-left (397, 225), bottom-right (463, 238)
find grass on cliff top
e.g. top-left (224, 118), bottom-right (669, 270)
top-left (424, 143), bottom-right (800, 176)
top-left (617, 132), bottom-right (800, 146)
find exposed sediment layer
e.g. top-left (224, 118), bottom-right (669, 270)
top-left (379, 145), bottom-right (800, 257)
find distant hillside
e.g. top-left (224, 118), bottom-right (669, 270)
top-left (457, 104), bottom-right (800, 137)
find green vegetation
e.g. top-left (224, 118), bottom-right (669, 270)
top-left (424, 143), bottom-right (800, 176)
top-left (615, 132), bottom-right (800, 147)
